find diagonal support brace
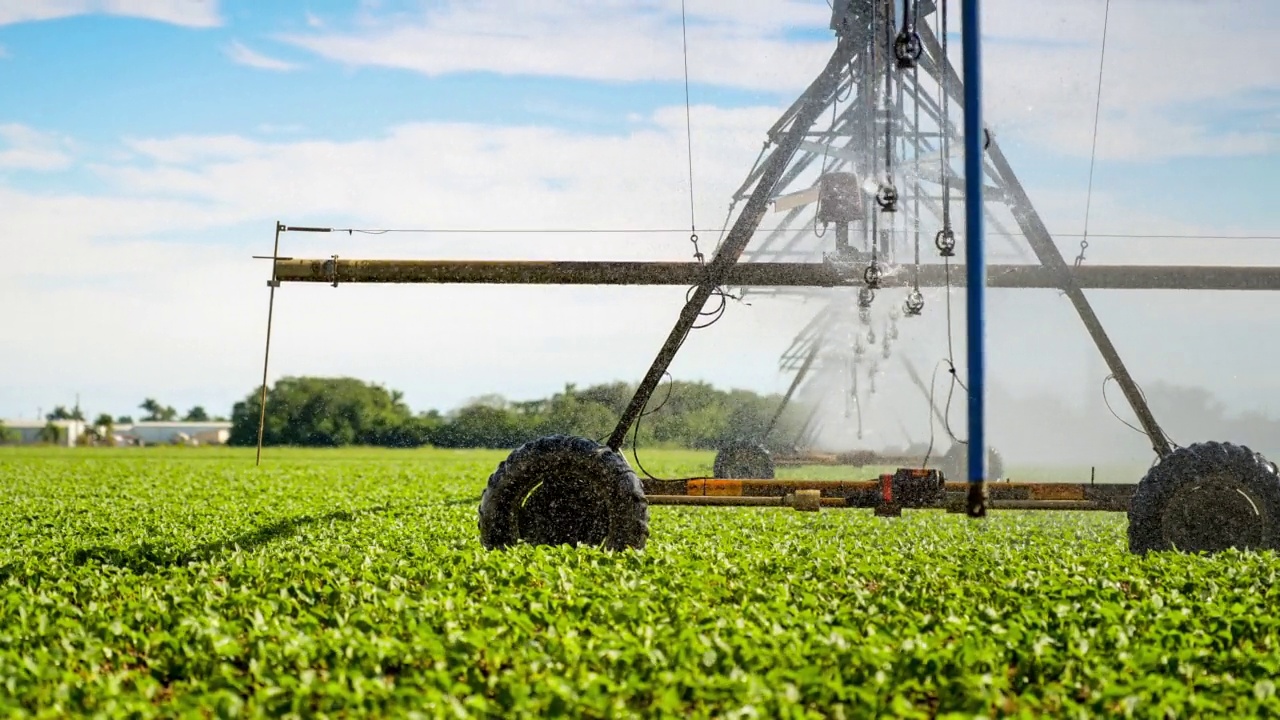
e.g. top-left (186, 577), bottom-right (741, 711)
top-left (605, 38), bottom-right (861, 451)
top-left (917, 21), bottom-right (1172, 459)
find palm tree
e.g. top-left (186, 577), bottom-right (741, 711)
top-left (93, 413), bottom-right (115, 446)
top-left (139, 399), bottom-right (178, 422)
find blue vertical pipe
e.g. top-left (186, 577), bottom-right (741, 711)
top-left (961, 0), bottom-right (986, 494)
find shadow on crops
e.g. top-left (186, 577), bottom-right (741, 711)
top-left (444, 495), bottom-right (481, 507)
top-left (67, 505), bottom-right (390, 574)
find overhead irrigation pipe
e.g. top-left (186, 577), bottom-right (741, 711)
top-left (273, 259), bottom-right (1280, 291)
top-left (961, 0), bottom-right (987, 516)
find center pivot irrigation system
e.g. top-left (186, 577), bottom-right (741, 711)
top-left (255, 0), bottom-right (1280, 555)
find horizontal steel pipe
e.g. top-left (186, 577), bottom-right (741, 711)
top-left (273, 258), bottom-right (1280, 291)
top-left (646, 495), bottom-right (849, 508)
top-left (686, 478), bottom-right (871, 489)
top-left (646, 495), bottom-right (785, 506)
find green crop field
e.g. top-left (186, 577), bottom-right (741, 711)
top-left (1, 447), bottom-right (1278, 718)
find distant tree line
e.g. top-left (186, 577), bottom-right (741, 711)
top-left (0, 400), bottom-right (231, 446)
top-left (14, 376), bottom-right (1278, 459)
top-left (228, 376), bottom-right (808, 450)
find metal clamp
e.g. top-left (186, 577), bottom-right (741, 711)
top-left (323, 254), bottom-right (340, 287)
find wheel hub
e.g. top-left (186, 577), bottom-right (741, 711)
top-left (516, 476), bottom-right (611, 547)
top-left (1161, 474), bottom-right (1267, 552)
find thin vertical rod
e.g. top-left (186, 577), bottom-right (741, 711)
top-left (960, 0), bottom-right (987, 515)
top-left (255, 221), bottom-right (283, 466)
top-left (911, 42), bottom-right (921, 286)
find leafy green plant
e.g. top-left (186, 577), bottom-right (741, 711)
top-left (0, 447), bottom-right (1276, 718)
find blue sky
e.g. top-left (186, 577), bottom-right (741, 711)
top-left (1, 0), bottom-right (1277, 462)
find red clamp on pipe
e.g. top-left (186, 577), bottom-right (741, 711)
top-left (880, 473), bottom-right (894, 504)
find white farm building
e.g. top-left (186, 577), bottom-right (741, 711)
top-left (121, 422), bottom-right (232, 446)
top-left (0, 419), bottom-right (87, 447)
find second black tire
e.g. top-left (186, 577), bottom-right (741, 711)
top-left (713, 440), bottom-right (776, 479)
top-left (939, 443), bottom-right (1005, 481)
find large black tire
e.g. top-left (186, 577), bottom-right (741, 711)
top-left (939, 442), bottom-right (1005, 481)
top-left (1128, 441), bottom-right (1280, 554)
top-left (713, 440), bottom-right (775, 479)
top-left (478, 435), bottom-right (649, 551)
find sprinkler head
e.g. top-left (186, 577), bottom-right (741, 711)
top-left (935, 228), bottom-right (956, 257)
top-left (875, 183), bottom-right (898, 212)
top-left (863, 261), bottom-right (883, 289)
top-left (904, 288), bottom-right (925, 315)
top-left (894, 31), bottom-right (922, 69)
top-left (857, 286), bottom-right (875, 309)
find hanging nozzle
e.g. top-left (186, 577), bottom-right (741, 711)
top-left (904, 288), bottom-right (925, 316)
top-left (863, 260), bottom-right (883, 289)
top-left (894, 13), bottom-right (922, 70)
top-left (875, 183), bottom-right (898, 212)
top-left (857, 286), bottom-right (875, 308)
top-left (935, 227), bottom-right (956, 257)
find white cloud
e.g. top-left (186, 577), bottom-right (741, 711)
top-left (4, 106), bottom-right (1280, 437)
top-left (89, 106), bottom-right (782, 237)
top-left (272, 0), bottom-right (1280, 165)
top-left (276, 0), bottom-right (833, 92)
top-left (952, 0), bottom-right (1280, 161)
top-left (0, 0), bottom-right (221, 28)
top-left (0, 124), bottom-right (74, 171)
top-left (0, 108), bottom-right (787, 420)
top-left (223, 40), bottom-right (300, 72)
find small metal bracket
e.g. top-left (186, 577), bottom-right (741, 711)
top-left (323, 254), bottom-right (340, 287)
